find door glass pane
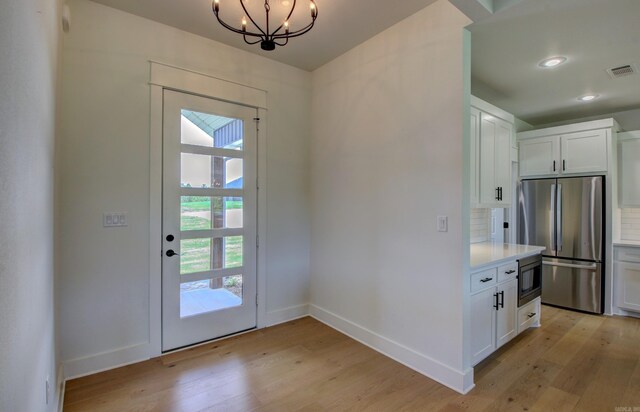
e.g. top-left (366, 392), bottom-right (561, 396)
top-left (180, 275), bottom-right (243, 318)
top-left (180, 110), bottom-right (243, 150)
top-left (181, 153), bottom-right (243, 189)
top-left (181, 196), bottom-right (243, 231)
top-left (180, 236), bottom-right (243, 275)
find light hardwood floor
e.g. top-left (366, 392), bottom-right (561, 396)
top-left (64, 306), bottom-right (640, 411)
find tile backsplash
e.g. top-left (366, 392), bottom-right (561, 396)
top-left (471, 208), bottom-right (490, 243)
top-left (621, 208), bottom-right (640, 241)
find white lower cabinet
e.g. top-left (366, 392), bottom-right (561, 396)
top-left (496, 279), bottom-right (518, 348)
top-left (470, 271), bottom-right (518, 366)
top-left (614, 246), bottom-right (640, 313)
top-left (517, 297), bottom-right (541, 334)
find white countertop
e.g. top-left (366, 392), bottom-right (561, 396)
top-left (470, 242), bottom-right (546, 269)
top-left (613, 240), bottom-right (640, 248)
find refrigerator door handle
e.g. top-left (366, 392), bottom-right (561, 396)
top-left (550, 183), bottom-right (556, 252)
top-left (557, 184), bottom-right (563, 252)
top-left (542, 261), bottom-right (597, 270)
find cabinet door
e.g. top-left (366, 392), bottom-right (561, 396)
top-left (496, 278), bottom-right (518, 348)
top-left (615, 261), bottom-right (640, 312)
top-left (479, 113), bottom-right (498, 205)
top-left (560, 129), bottom-right (608, 174)
top-left (494, 117), bottom-right (513, 206)
top-left (619, 138), bottom-right (640, 207)
top-left (470, 107), bottom-right (481, 206)
top-left (470, 287), bottom-right (497, 365)
top-left (519, 136), bottom-right (559, 177)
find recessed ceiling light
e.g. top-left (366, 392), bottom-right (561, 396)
top-left (539, 56), bottom-right (567, 68)
top-left (578, 94), bottom-right (599, 102)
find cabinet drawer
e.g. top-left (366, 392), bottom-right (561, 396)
top-left (517, 298), bottom-right (541, 334)
top-left (498, 261), bottom-right (518, 282)
top-left (471, 268), bottom-right (498, 293)
top-left (615, 247), bottom-right (640, 263)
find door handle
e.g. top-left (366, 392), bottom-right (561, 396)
top-left (499, 291), bottom-right (505, 309)
top-left (542, 261), bottom-right (597, 270)
top-left (493, 293), bottom-right (499, 310)
top-left (553, 160), bottom-right (556, 172)
top-left (551, 183), bottom-right (556, 252)
top-left (166, 249), bottom-right (180, 257)
top-left (557, 184), bottom-right (562, 252)
top-left (563, 159), bottom-right (566, 171)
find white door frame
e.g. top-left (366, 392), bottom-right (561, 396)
top-left (148, 61), bottom-right (268, 356)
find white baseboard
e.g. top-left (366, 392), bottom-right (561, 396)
top-left (613, 308), bottom-right (640, 319)
top-left (63, 342), bottom-right (150, 381)
top-left (56, 364), bottom-right (65, 412)
top-left (265, 304), bottom-right (310, 326)
top-left (309, 304), bottom-right (474, 394)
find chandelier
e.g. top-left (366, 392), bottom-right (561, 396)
top-left (212, 0), bottom-right (318, 51)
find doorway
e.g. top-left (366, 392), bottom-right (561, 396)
top-left (161, 89), bottom-right (258, 351)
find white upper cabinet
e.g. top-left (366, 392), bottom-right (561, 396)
top-left (618, 132), bottom-right (640, 207)
top-left (471, 97), bottom-right (514, 208)
top-left (519, 136), bottom-right (558, 176)
top-left (470, 107), bottom-right (481, 206)
top-left (518, 119), bottom-right (616, 178)
top-left (561, 129), bottom-right (608, 174)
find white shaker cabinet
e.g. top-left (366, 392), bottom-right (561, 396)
top-left (614, 246), bottom-right (640, 313)
top-left (618, 132), bottom-right (640, 207)
top-left (561, 129), bottom-right (608, 174)
top-left (495, 278), bottom-right (518, 348)
top-left (518, 119), bottom-right (615, 178)
top-left (469, 264), bottom-right (518, 366)
top-left (470, 96), bottom-right (514, 208)
top-left (518, 136), bottom-right (558, 177)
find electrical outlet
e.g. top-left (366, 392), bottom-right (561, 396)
top-left (103, 212), bottom-right (128, 227)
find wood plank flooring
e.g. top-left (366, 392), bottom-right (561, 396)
top-left (64, 306), bottom-right (640, 411)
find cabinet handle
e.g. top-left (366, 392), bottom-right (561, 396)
top-left (480, 277), bottom-right (493, 283)
top-left (494, 293), bottom-right (499, 310)
top-left (505, 270), bottom-right (516, 274)
top-left (527, 312), bottom-right (536, 318)
top-left (563, 159), bottom-right (566, 171)
top-left (553, 160), bottom-right (556, 172)
top-left (499, 187), bottom-right (503, 201)
top-left (495, 187), bottom-right (500, 201)
top-left (499, 291), bottom-right (505, 308)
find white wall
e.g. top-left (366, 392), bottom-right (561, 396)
top-left (0, 0), bottom-right (62, 410)
top-left (310, 0), bottom-right (472, 393)
top-left (59, 0), bottom-right (310, 375)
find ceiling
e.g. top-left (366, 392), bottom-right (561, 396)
top-left (87, 0), bottom-right (640, 129)
top-left (89, 0), bottom-right (439, 71)
top-left (469, 0), bottom-right (640, 128)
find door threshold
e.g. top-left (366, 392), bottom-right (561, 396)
top-left (162, 326), bottom-right (257, 355)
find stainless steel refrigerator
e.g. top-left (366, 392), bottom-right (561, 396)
top-left (518, 176), bottom-right (604, 313)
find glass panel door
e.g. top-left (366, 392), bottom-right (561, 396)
top-left (162, 90), bottom-right (257, 351)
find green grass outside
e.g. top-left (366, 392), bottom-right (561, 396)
top-left (181, 199), bottom-right (242, 212)
top-left (180, 236), bottom-right (243, 275)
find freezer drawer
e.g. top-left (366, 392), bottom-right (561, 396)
top-left (542, 258), bottom-right (602, 313)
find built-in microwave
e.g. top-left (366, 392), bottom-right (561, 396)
top-left (518, 254), bottom-right (542, 307)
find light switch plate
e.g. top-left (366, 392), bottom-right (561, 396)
top-left (437, 215), bottom-right (448, 232)
top-left (103, 212), bottom-right (127, 227)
